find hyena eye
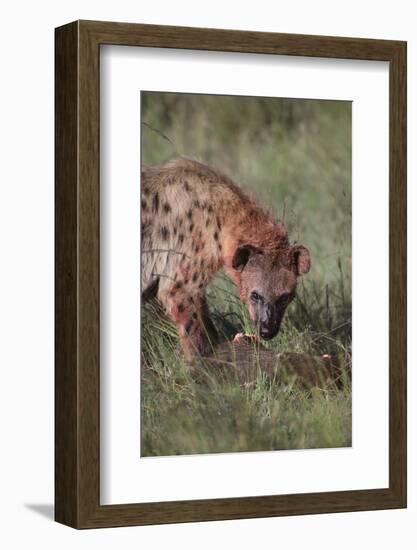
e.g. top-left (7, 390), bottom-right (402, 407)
top-left (250, 291), bottom-right (263, 303)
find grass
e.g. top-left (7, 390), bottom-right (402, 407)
top-left (140, 92), bottom-right (352, 456)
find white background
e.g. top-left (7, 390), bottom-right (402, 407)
top-left (101, 47), bottom-right (389, 504)
top-left (0, 1), bottom-right (415, 548)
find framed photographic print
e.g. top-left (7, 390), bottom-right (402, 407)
top-left (55, 20), bottom-right (407, 528)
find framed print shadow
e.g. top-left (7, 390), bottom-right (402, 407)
top-left (55, 20), bottom-right (407, 528)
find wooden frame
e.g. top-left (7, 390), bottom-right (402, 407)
top-left (55, 20), bottom-right (407, 529)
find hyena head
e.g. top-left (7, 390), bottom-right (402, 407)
top-left (232, 244), bottom-right (311, 340)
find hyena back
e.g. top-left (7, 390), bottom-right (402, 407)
top-left (141, 158), bottom-right (311, 358)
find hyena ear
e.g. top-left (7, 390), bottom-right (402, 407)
top-left (289, 245), bottom-right (311, 275)
top-left (232, 245), bottom-right (259, 270)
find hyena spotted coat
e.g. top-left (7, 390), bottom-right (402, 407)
top-left (141, 158), bottom-right (311, 358)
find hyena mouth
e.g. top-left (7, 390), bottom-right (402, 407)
top-left (252, 321), bottom-right (280, 341)
top-left (259, 328), bottom-right (280, 341)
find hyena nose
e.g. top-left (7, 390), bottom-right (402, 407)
top-left (259, 320), bottom-right (277, 340)
top-left (260, 327), bottom-right (271, 339)
top-left (260, 326), bottom-right (276, 340)
top-left (259, 307), bottom-right (280, 340)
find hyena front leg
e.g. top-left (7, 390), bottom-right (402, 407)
top-left (161, 285), bottom-right (218, 359)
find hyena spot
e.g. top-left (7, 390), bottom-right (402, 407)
top-left (187, 210), bottom-right (193, 221)
top-left (160, 226), bottom-right (169, 240)
top-left (189, 223), bottom-right (194, 232)
top-left (152, 192), bottom-right (159, 213)
top-left (192, 273), bottom-right (198, 283)
top-left (163, 202), bottom-right (171, 214)
top-left (141, 199), bottom-right (147, 211)
top-left (178, 234), bottom-right (184, 244)
top-left (213, 231), bottom-right (219, 241)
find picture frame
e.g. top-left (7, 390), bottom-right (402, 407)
top-left (55, 20), bottom-right (407, 529)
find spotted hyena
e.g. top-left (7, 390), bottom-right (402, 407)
top-left (141, 158), bottom-right (311, 358)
